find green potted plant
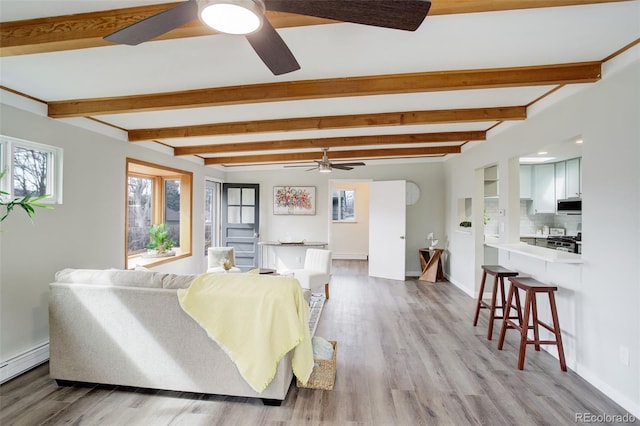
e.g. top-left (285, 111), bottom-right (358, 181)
top-left (146, 223), bottom-right (175, 254)
top-left (1, 170), bottom-right (53, 223)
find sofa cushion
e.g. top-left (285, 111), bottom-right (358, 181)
top-left (162, 273), bottom-right (199, 289)
top-left (54, 268), bottom-right (164, 288)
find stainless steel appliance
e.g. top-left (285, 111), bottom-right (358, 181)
top-left (547, 233), bottom-right (581, 253)
top-left (557, 198), bottom-right (581, 215)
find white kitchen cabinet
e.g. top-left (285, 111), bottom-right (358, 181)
top-left (532, 163), bottom-right (556, 214)
top-left (520, 164), bottom-right (532, 199)
top-left (566, 157), bottom-right (582, 198)
top-left (555, 161), bottom-right (566, 201)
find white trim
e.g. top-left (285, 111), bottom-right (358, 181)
top-left (0, 342), bottom-right (49, 384)
top-left (576, 364), bottom-right (640, 418)
top-left (444, 272), bottom-right (475, 298)
top-left (0, 134), bottom-right (64, 204)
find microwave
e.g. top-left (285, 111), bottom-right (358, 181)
top-left (557, 198), bottom-right (581, 215)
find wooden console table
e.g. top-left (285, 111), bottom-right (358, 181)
top-left (419, 248), bottom-right (444, 282)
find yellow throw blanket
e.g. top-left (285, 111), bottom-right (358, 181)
top-left (177, 273), bottom-right (314, 393)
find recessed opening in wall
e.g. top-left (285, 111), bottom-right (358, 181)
top-left (518, 136), bottom-right (583, 241)
top-left (457, 198), bottom-right (472, 231)
top-left (483, 164), bottom-right (499, 237)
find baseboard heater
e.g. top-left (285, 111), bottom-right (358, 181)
top-left (0, 342), bottom-right (49, 384)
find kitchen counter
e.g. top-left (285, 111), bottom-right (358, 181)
top-left (484, 240), bottom-right (583, 264)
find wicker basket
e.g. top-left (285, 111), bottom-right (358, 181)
top-left (297, 340), bottom-right (337, 390)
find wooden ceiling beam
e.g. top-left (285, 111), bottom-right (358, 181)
top-left (0, 1), bottom-right (628, 57)
top-left (174, 130), bottom-right (485, 156)
top-left (48, 63), bottom-right (600, 118)
top-left (204, 145), bottom-right (462, 165)
top-left (130, 106), bottom-right (522, 141)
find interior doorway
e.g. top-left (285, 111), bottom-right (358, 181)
top-left (328, 179), bottom-right (371, 260)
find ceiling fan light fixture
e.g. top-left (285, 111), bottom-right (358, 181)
top-left (318, 163), bottom-right (332, 173)
top-left (198, 0), bottom-right (264, 35)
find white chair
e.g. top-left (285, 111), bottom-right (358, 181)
top-left (290, 249), bottom-right (332, 299)
top-left (207, 247), bottom-right (241, 273)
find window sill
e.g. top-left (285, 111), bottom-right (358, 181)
top-left (127, 247), bottom-right (191, 269)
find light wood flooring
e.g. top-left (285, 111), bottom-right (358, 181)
top-left (1, 260), bottom-right (631, 425)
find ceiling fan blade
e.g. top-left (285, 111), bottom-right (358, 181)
top-left (331, 165), bottom-right (354, 170)
top-left (245, 19), bottom-right (300, 75)
top-left (104, 0), bottom-right (198, 45)
top-left (265, 0), bottom-right (431, 31)
top-left (333, 162), bottom-right (366, 167)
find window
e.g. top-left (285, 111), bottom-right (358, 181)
top-left (126, 159), bottom-right (192, 268)
top-left (332, 189), bottom-right (356, 221)
top-left (0, 135), bottom-right (63, 204)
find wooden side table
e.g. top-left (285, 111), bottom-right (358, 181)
top-left (419, 248), bottom-right (444, 282)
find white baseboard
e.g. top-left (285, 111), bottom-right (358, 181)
top-left (444, 273), bottom-right (475, 297)
top-left (575, 364), bottom-right (640, 418)
top-left (0, 342), bottom-right (49, 384)
top-left (332, 253), bottom-right (368, 260)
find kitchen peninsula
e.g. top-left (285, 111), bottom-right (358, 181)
top-left (485, 237), bottom-right (582, 264)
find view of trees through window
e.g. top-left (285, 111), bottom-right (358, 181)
top-left (125, 159), bottom-right (192, 264)
top-left (128, 176), bottom-right (153, 253)
top-left (1, 136), bottom-right (61, 205)
top-left (12, 146), bottom-right (49, 197)
top-left (164, 179), bottom-right (181, 247)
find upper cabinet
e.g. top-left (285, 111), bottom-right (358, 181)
top-left (520, 164), bottom-right (532, 199)
top-left (484, 165), bottom-right (498, 198)
top-left (565, 157), bottom-right (582, 198)
top-left (555, 157), bottom-right (582, 201)
top-left (555, 161), bottom-right (566, 201)
top-left (531, 163), bottom-right (556, 214)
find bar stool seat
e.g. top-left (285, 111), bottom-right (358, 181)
top-left (497, 277), bottom-right (567, 371)
top-left (473, 265), bottom-right (521, 340)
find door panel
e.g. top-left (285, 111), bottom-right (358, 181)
top-left (222, 183), bottom-right (259, 271)
top-left (368, 180), bottom-right (406, 280)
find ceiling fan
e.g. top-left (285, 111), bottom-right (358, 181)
top-left (104, 0), bottom-right (431, 75)
top-left (285, 148), bottom-right (366, 172)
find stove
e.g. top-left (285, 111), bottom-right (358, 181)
top-left (547, 233), bottom-right (581, 253)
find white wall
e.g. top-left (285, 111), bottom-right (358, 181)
top-left (225, 162), bottom-right (445, 275)
top-left (0, 101), bottom-right (222, 364)
top-left (329, 180), bottom-right (370, 259)
top-left (444, 48), bottom-right (640, 416)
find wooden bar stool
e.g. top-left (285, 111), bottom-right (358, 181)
top-left (497, 277), bottom-right (567, 371)
top-left (473, 265), bottom-right (521, 340)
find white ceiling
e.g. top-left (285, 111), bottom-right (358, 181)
top-left (1, 0), bottom-right (639, 170)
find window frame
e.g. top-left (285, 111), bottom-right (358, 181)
top-left (0, 135), bottom-right (63, 204)
top-left (125, 158), bottom-right (192, 269)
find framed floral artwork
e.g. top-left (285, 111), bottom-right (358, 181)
top-left (273, 186), bottom-right (316, 215)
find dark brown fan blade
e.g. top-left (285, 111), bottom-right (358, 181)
top-left (104, 0), bottom-right (198, 45)
top-left (265, 0), bottom-right (431, 31)
top-left (245, 19), bottom-right (300, 75)
top-left (333, 162), bottom-right (366, 167)
top-left (331, 164), bottom-right (354, 170)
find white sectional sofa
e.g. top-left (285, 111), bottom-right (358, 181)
top-left (49, 269), bottom-right (295, 404)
